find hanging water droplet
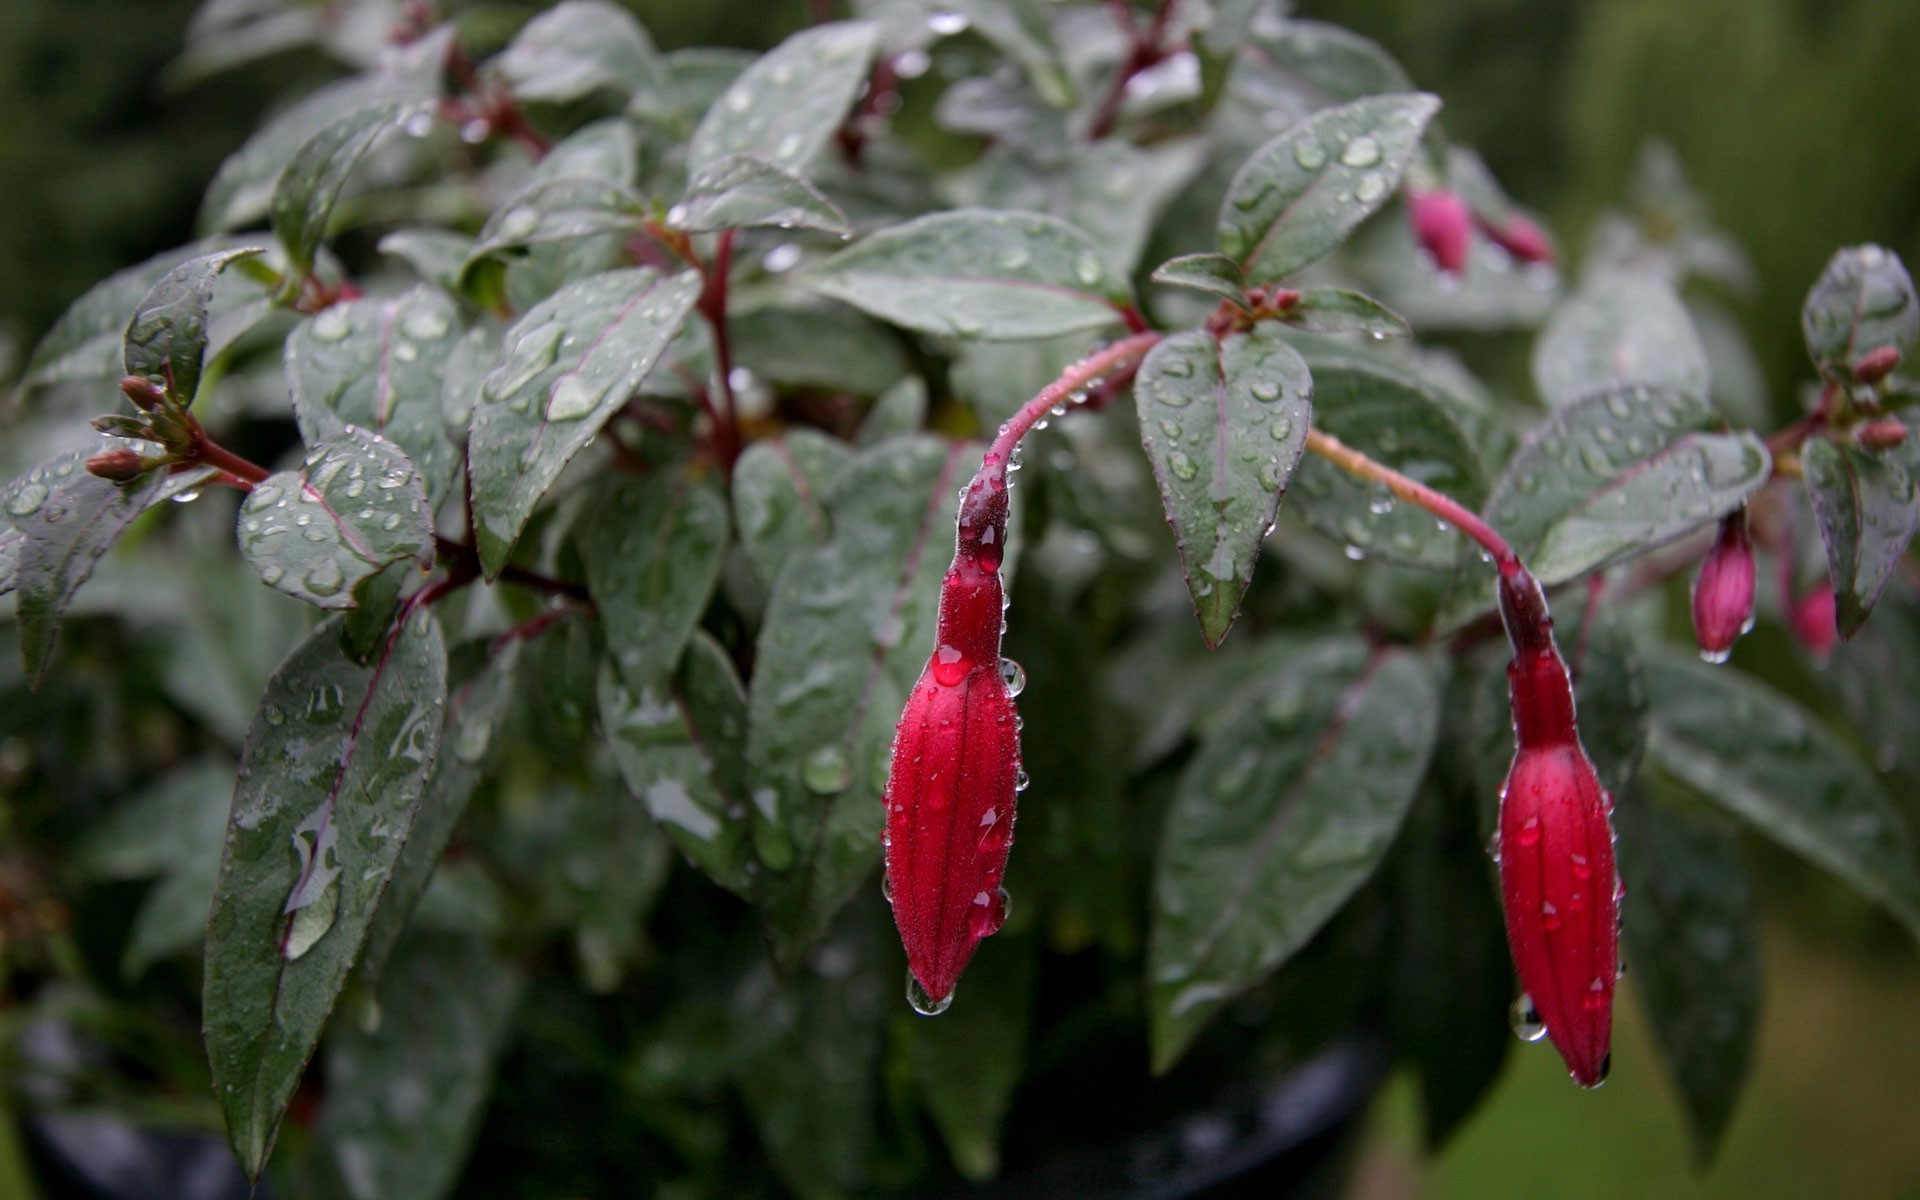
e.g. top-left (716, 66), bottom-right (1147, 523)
top-left (881, 872), bottom-right (894, 905)
top-left (1013, 768), bottom-right (1030, 792)
top-left (907, 972), bottom-right (953, 1015)
top-left (998, 657), bottom-right (1026, 697)
top-left (1510, 993), bottom-right (1548, 1042)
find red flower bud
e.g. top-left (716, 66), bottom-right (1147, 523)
top-left (1691, 509), bottom-right (1755, 662)
top-left (84, 448), bottom-right (150, 482)
top-left (1787, 580), bottom-right (1838, 663)
top-left (1856, 418), bottom-right (1908, 451)
top-left (1480, 212), bottom-right (1555, 266)
top-left (884, 459), bottom-right (1022, 1012)
top-left (1407, 189), bottom-right (1473, 276)
top-left (1495, 565), bottom-right (1618, 1088)
top-left (1851, 344), bottom-right (1902, 385)
top-left (119, 375), bottom-right (166, 412)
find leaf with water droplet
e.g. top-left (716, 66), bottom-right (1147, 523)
top-left (732, 429), bottom-right (854, 589)
top-left (1135, 325), bottom-right (1311, 647)
top-left (805, 208), bottom-right (1130, 340)
top-left (747, 437), bottom-right (971, 965)
top-left (671, 153), bottom-right (852, 237)
top-left (205, 610), bottom-right (447, 1180)
top-left (1644, 653), bottom-right (1920, 945)
top-left (122, 247), bottom-right (266, 405)
top-left (1802, 244), bottom-right (1918, 383)
top-left (1284, 287), bottom-right (1410, 337)
top-left (1218, 92), bottom-right (1439, 286)
top-left (686, 20), bottom-right (877, 177)
top-left (237, 427), bottom-right (433, 610)
top-left (1150, 252), bottom-right (1248, 308)
top-left (271, 101), bottom-right (422, 277)
top-left (1800, 437), bottom-right (1920, 639)
top-left (467, 266), bottom-right (700, 576)
top-left (1532, 273), bottom-right (1710, 407)
top-left (579, 471), bottom-right (728, 694)
top-left (1614, 791), bottom-right (1759, 1165)
top-left (1241, 16), bottom-right (1414, 106)
top-left (904, 930), bottom-right (1036, 1179)
top-left (286, 287), bottom-right (464, 505)
top-left (494, 0), bottom-right (664, 105)
top-left (1148, 641), bottom-right (1438, 1071)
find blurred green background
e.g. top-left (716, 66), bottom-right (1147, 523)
top-left (3, 1), bottom-right (1918, 1196)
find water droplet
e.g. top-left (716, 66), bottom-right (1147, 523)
top-left (1269, 417), bottom-right (1295, 442)
top-left (1340, 135), bottom-right (1381, 167)
top-left (1292, 138), bottom-right (1328, 171)
top-left (1074, 253), bottom-right (1104, 287)
top-left (1169, 451), bottom-right (1198, 481)
top-left (1013, 768), bottom-right (1030, 792)
top-left (305, 558), bottom-right (345, 597)
top-left (497, 206), bottom-right (540, 242)
top-left (1249, 379), bottom-right (1281, 402)
top-left (802, 744), bottom-right (852, 794)
top-left (453, 721), bottom-right (491, 763)
top-left (311, 307), bottom-right (352, 342)
top-left (402, 306), bottom-right (450, 341)
top-left (1353, 172), bottom-right (1386, 204)
top-left (927, 10), bottom-right (969, 36)
top-left (1510, 993), bottom-right (1548, 1042)
top-left (967, 886), bottom-right (1010, 938)
top-left (907, 972), bottom-right (952, 1015)
top-left (998, 657), bottom-right (1026, 697)
top-left (546, 375), bottom-right (601, 421)
top-left (170, 489), bottom-right (201, 504)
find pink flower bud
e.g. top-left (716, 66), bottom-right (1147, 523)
top-left (1494, 564), bottom-right (1618, 1088)
top-left (884, 460), bottom-right (1022, 1011)
top-left (84, 448), bottom-right (149, 482)
top-left (119, 375), bottom-right (166, 412)
top-left (1480, 212), bottom-right (1555, 266)
top-left (1407, 189), bottom-right (1473, 276)
top-left (1691, 510), bottom-right (1755, 662)
top-left (1856, 418), bottom-right (1908, 451)
top-left (1851, 345), bottom-right (1902, 385)
top-left (1788, 581), bottom-right (1838, 663)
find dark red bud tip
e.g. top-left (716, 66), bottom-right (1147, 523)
top-left (1856, 418), bottom-right (1909, 451)
top-left (1852, 344), bottom-right (1903, 385)
top-left (1408, 189), bottom-right (1473, 275)
top-left (1788, 582), bottom-right (1838, 663)
top-left (956, 461), bottom-right (1010, 565)
top-left (1482, 212), bottom-right (1555, 265)
top-left (1498, 744), bottom-right (1618, 1088)
top-left (1691, 510), bottom-right (1756, 662)
top-left (119, 375), bottom-right (166, 412)
top-left (85, 449), bottom-right (149, 482)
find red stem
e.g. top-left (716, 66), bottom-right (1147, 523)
top-left (986, 332), bottom-right (1163, 466)
top-left (1086, 0), bottom-right (1178, 140)
top-left (697, 230), bottom-right (744, 471)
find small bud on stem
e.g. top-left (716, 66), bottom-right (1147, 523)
top-left (1692, 508), bottom-right (1756, 661)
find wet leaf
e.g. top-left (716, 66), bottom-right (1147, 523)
top-left (746, 436), bottom-right (972, 965)
top-left (466, 121), bottom-right (648, 268)
top-left (237, 428), bottom-right (433, 610)
top-left (285, 287), bottom-right (465, 504)
top-left (1801, 437), bottom-right (1920, 639)
top-left (1532, 273), bottom-right (1709, 407)
top-left (466, 266), bottom-right (701, 576)
top-left (1644, 654), bottom-right (1920, 943)
top-left (494, 0), bottom-right (664, 104)
top-left (271, 102), bottom-right (416, 278)
top-left (858, 378), bottom-right (928, 445)
top-left (204, 609), bottom-right (448, 1179)
top-left (904, 932), bottom-right (1036, 1180)
top-left (686, 20), bottom-right (877, 178)
top-left (601, 633), bottom-right (753, 893)
top-left (731, 306), bottom-right (910, 397)
top-left (1244, 17), bottom-right (1414, 105)
top-left (316, 930), bottom-right (523, 1200)
top-left (731, 430), bottom-right (854, 588)
top-left (672, 154), bottom-right (851, 237)
top-left (1802, 244), bottom-right (1918, 382)
top-left (1134, 325), bottom-right (1310, 647)
top-left (578, 471), bottom-right (728, 693)
top-left (805, 208), bottom-right (1128, 340)
top-left (1148, 641), bottom-right (1438, 1070)
top-left (123, 247), bottom-right (266, 403)
top-left (1286, 288), bottom-right (1409, 337)
top-left (1218, 92), bottom-right (1439, 286)
top-left (1150, 252), bottom-right (1246, 308)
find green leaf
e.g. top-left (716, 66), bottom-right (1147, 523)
top-left (123, 247), bottom-right (266, 402)
top-left (1150, 253), bottom-right (1247, 308)
top-left (356, 634), bottom-right (528, 994)
top-left (1802, 244), bottom-right (1918, 382)
top-left (941, 0), bottom-right (1074, 108)
top-left (1616, 793), bottom-right (1760, 1165)
top-left (1244, 17), bottom-right (1415, 104)
top-left (805, 209), bottom-right (1127, 340)
top-left (16, 464), bottom-right (208, 688)
top-left (237, 428), bottom-right (434, 610)
top-left (469, 179), bottom-right (650, 266)
top-left (1801, 437), bottom-right (1920, 639)
top-left (731, 430), bottom-right (854, 587)
top-left (905, 932), bottom-right (1036, 1179)
top-left (1058, 140), bottom-right (1208, 278)
top-left (1134, 325), bottom-right (1310, 647)
top-left (467, 266), bottom-right (701, 576)
top-left (686, 20), bottom-right (877, 178)
top-left (1148, 641), bottom-right (1439, 1070)
top-left (270, 102), bottom-right (416, 278)
top-left (2, 453), bottom-right (90, 597)
top-left (1288, 354), bottom-right (1487, 568)
top-left (378, 229), bottom-right (474, 295)
top-left (579, 471), bottom-right (728, 692)
top-left (601, 633), bottom-right (753, 893)
top-left (285, 288), bottom-right (465, 505)
top-left (747, 437), bottom-right (972, 964)
top-left (1643, 654), bottom-right (1920, 942)
top-left (316, 931), bottom-right (523, 1200)
top-left (1529, 431), bottom-right (1770, 585)
top-left (1287, 288), bottom-right (1410, 336)
top-left (493, 0), bottom-right (664, 104)
top-left (858, 378), bottom-right (928, 446)
top-left (204, 609), bottom-right (448, 1179)
top-left (731, 306), bottom-right (909, 397)
top-left (670, 154), bottom-right (852, 237)
top-left (1218, 92), bottom-right (1439, 286)
top-left (1532, 274), bottom-right (1709, 407)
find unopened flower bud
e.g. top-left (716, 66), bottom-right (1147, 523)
top-left (884, 458), bottom-right (1022, 1011)
top-left (1407, 189), bottom-right (1473, 276)
top-left (1481, 212), bottom-right (1555, 266)
top-left (1856, 418), bottom-right (1908, 451)
top-left (1691, 510), bottom-right (1755, 662)
top-left (120, 375), bottom-right (166, 412)
top-left (85, 448), bottom-right (150, 482)
top-left (1851, 344), bottom-right (1902, 385)
top-left (1788, 581), bottom-right (1838, 663)
top-left (1494, 562), bottom-right (1617, 1088)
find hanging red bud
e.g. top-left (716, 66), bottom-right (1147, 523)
top-left (1494, 564), bottom-right (1618, 1088)
top-left (1691, 509), bottom-right (1755, 662)
top-left (1787, 580), bottom-right (1838, 663)
top-left (883, 457), bottom-right (1023, 1013)
top-left (1856, 418), bottom-right (1908, 451)
top-left (120, 375), bottom-right (166, 412)
top-left (1851, 344), bottom-right (1902, 385)
top-left (1481, 212), bottom-right (1555, 266)
top-left (1407, 189), bottom-right (1473, 275)
top-left (84, 448), bottom-right (150, 482)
